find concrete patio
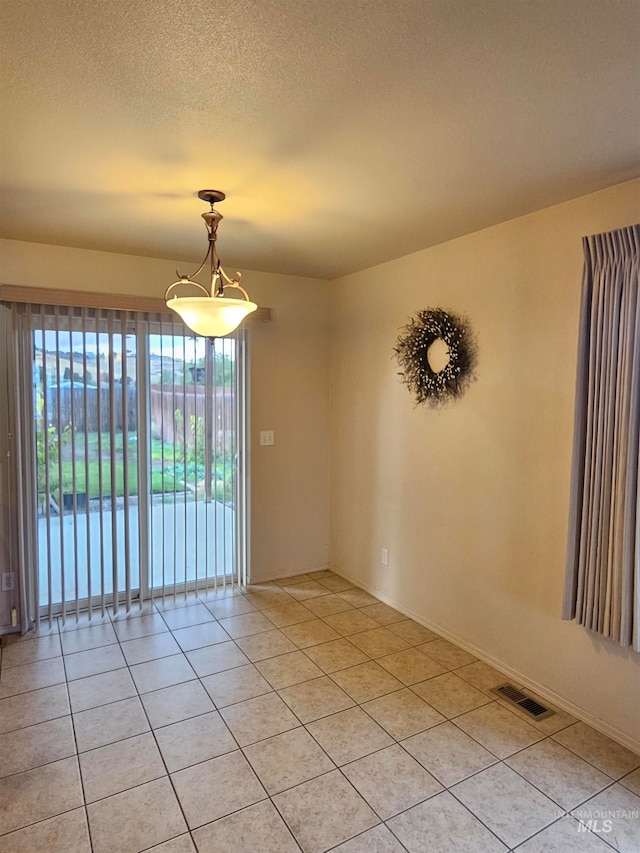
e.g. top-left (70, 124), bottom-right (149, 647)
top-left (37, 498), bottom-right (236, 607)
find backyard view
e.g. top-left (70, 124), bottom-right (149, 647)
top-left (33, 325), bottom-right (239, 607)
top-left (36, 419), bottom-right (236, 508)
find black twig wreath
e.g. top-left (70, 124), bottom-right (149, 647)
top-left (394, 308), bottom-right (477, 406)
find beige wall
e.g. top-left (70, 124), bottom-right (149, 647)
top-left (2, 180), bottom-right (639, 746)
top-left (329, 179), bottom-right (640, 747)
top-left (0, 239), bottom-right (330, 593)
top-left (248, 273), bottom-right (330, 578)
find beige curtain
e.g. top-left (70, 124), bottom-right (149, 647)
top-left (563, 224), bottom-right (639, 650)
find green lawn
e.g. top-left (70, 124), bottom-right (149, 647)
top-left (52, 461), bottom-right (176, 498)
top-left (39, 430), bottom-right (235, 501)
top-left (75, 433), bottom-right (180, 466)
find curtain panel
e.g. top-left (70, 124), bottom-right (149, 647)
top-left (563, 224), bottom-right (640, 651)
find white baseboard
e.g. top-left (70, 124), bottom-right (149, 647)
top-left (330, 565), bottom-right (640, 755)
top-left (249, 564), bottom-right (330, 584)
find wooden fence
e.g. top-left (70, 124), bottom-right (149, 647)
top-left (149, 385), bottom-right (235, 449)
top-left (45, 386), bottom-right (137, 432)
top-left (44, 385), bottom-right (235, 450)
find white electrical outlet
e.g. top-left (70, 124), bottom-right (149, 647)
top-left (260, 430), bottom-right (275, 446)
top-left (381, 548), bottom-right (389, 566)
top-left (1, 572), bottom-right (15, 592)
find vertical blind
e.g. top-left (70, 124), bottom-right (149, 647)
top-left (7, 303), bottom-right (248, 631)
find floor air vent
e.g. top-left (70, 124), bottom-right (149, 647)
top-left (492, 684), bottom-right (555, 720)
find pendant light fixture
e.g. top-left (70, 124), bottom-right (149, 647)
top-left (165, 190), bottom-right (257, 338)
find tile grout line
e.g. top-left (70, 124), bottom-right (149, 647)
top-left (504, 809), bottom-right (619, 853)
top-left (245, 634), bottom-right (508, 850)
top-left (2, 577), bottom-right (638, 850)
top-left (148, 585), bottom-right (397, 849)
top-left (152, 590), bottom-right (307, 851)
top-left (0, 641), bottom-right (627, 848)
top-left (119, 592), bottom-right (322, 804)
top-left (210, 594), bottom-right (517, 849)
top-left (0, 641), bottom-right (92, 843)
top-left (222, 588), bottom-right (639, 849)
top-left (287, 601), bottom-right (635, 785)
top-left (60, 654), bottom-right (95, 853)
top-left (34, 592), bottom-right (638, 790)
top-left (106, 604), bottom-right (200, 852)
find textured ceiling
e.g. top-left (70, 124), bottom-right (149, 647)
top-left (1, 0), bottom-right (639, 279)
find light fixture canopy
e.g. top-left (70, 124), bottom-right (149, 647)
top-left (165, 190), bottom-right (257, 338)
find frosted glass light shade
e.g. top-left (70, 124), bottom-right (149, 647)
top-left (167, 296), bottom-right (258, 337)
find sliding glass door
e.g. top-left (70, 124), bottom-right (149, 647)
top-left (32, 312), bottom-right (141, 616)
top-left (146, 330), bottom-right (240, 597)
top-left (15, 305), bottom-right (247, 626)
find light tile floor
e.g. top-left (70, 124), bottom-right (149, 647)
top-left (0, 570), bottom-right (638, 853)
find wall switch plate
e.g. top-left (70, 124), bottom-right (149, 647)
top-left (1, 572), bottom-right (15, 592)
top-left (381, 548), bottom-right (389, 566)
top-left (260, 430), bottom-right (275, 446)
